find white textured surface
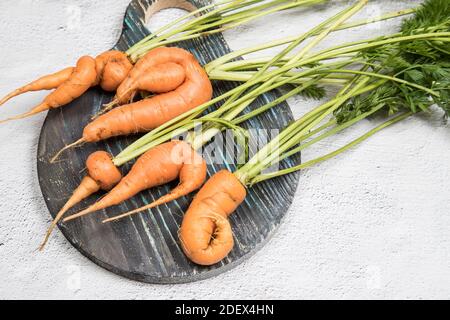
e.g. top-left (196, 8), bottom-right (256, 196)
top-left (0, 0), bottom-right (449, 299)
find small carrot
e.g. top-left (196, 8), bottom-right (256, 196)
top-left (94, 50), bottom-right (133, 91)
top-left (136, 62), bottom-right (186, 93)
top-left (0, 50), bottom-right (132, 123)
top-left (179, 169), bottom-right (247, 266)
top-left (112, 47), bottom-right (203, 105)
top-left (97, 62), bottom-right (186, 116)
top-left (62, 140), bottom-right (207, 222)
top-left (39, 151), bottom-right (122, 250)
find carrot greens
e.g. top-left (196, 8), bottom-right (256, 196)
top-left (100, 0), bottom-right (449, 232)
top-left (126, 0), bottom-right (328, 62)
top-left (236, 0), bottom-right (450, 185)
top-left (113, 0), bottom-right (448, 168)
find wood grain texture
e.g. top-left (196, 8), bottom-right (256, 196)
top-left (37, 0), bottom-right (301, 284)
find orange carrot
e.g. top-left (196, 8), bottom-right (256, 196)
top-left (113, 47), bottom-right (203, 104)
top-left (0, 67), bottom-right (74, 106)
top-left (179, 169), bottom-right (247, 266)
top-left (94, 50), bottom-right (133, 91)
top-left (97, 61), bottom-right (187, 116)
top-left (102, 142), bottom-right (206, 223)
top-left (0, 50), bottom-right (132, 123)
top-left (67, 48), bottom-right (212, 145)
top-left (0, 56), bottom-right (96, 122)
top-left (39, 151), bottom-right (121, 250)
top-left (51, 47), bottom-right (211, 161)
top-left (126, 62), bottom-right (186, 94)
top-left (62, 140), bottom-right (207, 222)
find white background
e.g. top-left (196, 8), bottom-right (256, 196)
top-left (0, 0), bottom-right (449, 299)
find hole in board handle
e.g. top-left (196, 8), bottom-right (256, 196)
top-left (143, 0), bottom-right (199, 31)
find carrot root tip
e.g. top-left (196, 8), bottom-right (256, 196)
top-left (0, 91), bottom-right (18, 107)
top-left (38, 229), bottom-right (53, 251)
top-left (91, 100), bottom-right (117, 119)
top-left (0, 110), bottom-right (40, 124)
top-left (50, 138), bottom-right (85, 163)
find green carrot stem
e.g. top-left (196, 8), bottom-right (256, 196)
top-left (205, 7), bottom-right (415, 72)
top-left (249, 112), bottom-right (412, 185)
top-left (300, 32), bottom-right (450, 67)
top-left (216, 0), bottom-right (367, 131)
top-left (273, 103), bottom-right (386, 165)
top-left (319, 69), bottom-right (440, 97)
top-left (130, 0), bottom-right (323, 61)
top-left (209, 33), bottom-right (449, 119)
top-left (211, 28), bottom-right (449, 75)
top-left (235, 73), bottom-right (372, 179)
top-left (131, 2), bottom-right (415, 62)
top-left (208, 70), bottom-right (349, 84)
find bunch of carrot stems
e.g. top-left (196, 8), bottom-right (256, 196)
top-left (126, 0), bottom-right (415, 83)
top-left (110, 0), bottom-right (447, 177)
top-left (114, 0), bottom-right (368, 165)
top-left (126, 0), bottom-right (328, 62)
top-left (233, 75), bottom-right (412, 185)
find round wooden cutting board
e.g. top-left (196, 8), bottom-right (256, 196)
top-left (37, 0), bottom-right (301, 284)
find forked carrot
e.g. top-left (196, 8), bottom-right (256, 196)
top-left (62, 140), bottom-right (206, 222)
top-left (0, 67), bottom-right (74, 106)
top-left (0, 50), bottom-right (132, 123)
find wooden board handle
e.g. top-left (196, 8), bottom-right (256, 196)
top-left (142, 0), bottom-right (199, 22)
top-left (115, 0), bottom-right (211, 51)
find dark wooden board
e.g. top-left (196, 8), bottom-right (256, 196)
top-left (37, 0), bottom-right (301, 284)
